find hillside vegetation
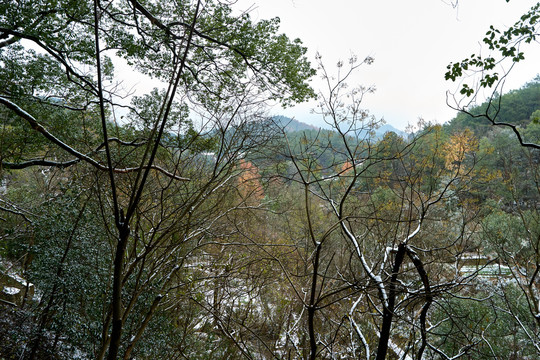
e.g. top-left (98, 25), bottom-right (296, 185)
top-left (1, 74), bottom-right (540, 359)
top-left (1, 0), bottom-right (540, 358)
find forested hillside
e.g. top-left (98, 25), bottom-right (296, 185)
top-left (1, 1), bottom-right (540, 359)
top-left (446, 77), bottom-right (540, 137)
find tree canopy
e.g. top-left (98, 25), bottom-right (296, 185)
top-left (2, 1), bottom-right (540, 359)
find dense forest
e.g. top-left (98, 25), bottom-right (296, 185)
top-left (1, 1), bottom-right (540, 359)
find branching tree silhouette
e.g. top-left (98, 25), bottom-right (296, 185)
top-left (0, 0), bottom-right (314, 358)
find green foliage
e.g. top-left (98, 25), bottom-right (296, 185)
top-left (105, 0), bottom-right (315, 107)
top-left (280, 128), bottom-right (367, 177)
top-left (446, 3), bottom-right (540, 96)
top-left (482, 208), bottom-right (540, 269)
top-left (29, 198), bottom-right (110, 356)
top-left (530, 109), bottom-right (540, 124)
top-left (128, 88), bottom-right (189, 132)
top-left (431, 286), bottom-right (537, 359)
top-left (445, 77), bottom-right (540, 136)
top-left (4, 1), bottom-right (540, 358)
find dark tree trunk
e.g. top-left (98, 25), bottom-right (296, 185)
top-left (106, 225), bottom-right (129, 360)
top-left (308, 242), bottom-right (322, 360)
top-left (376, 244), bottom-right (406, 360)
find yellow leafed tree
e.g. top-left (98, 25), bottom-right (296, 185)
top-left (444, 129), bottom-right (478, 173)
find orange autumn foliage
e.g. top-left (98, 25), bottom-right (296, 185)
top-left (238, 159), bottom-right (264, 204)
top-left (340, 160), bottom-right (354, 175)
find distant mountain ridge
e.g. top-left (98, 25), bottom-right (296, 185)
top-left (373, 124), bottom-right (406, 138)
top-left (271, 115), bottom-right (405, 138)
top-left (271, 116), bottom-right (319, 132)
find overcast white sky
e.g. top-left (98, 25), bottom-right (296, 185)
top-left (233, 0), bottom-right (540, 130)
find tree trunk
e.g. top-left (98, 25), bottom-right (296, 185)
top-left (376, 244), bottom-right (405, 360)
top-left (106, 225), bottom-right (129, 360)
top-left (308, 242), bottom-right (322, 360)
